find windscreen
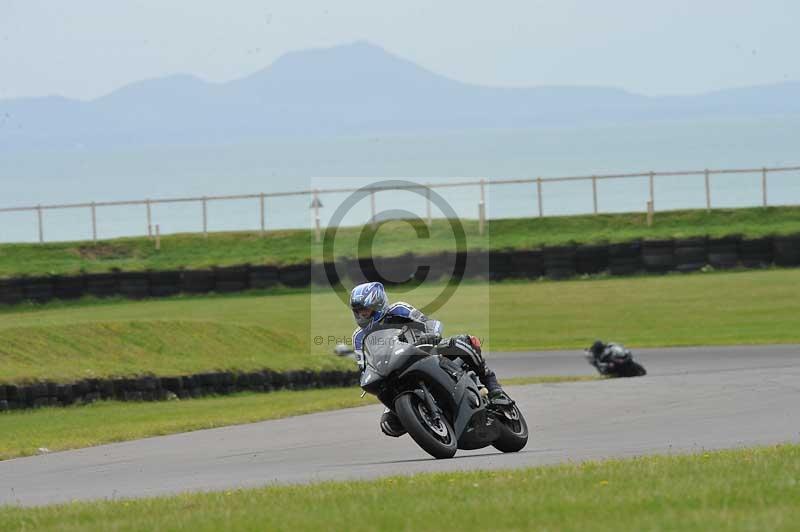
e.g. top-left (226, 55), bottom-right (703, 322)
top-left (609, 345), bottom-right (626, 356)
top-left (363, 328), bottom-right (407, 376)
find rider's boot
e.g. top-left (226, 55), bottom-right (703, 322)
top-left (483, 370), bottom-right (513, 406)
top-left (380, 408), bottom-right (407, 437)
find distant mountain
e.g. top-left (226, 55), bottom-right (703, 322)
top-left (2, 41), bottom-right (799, 151)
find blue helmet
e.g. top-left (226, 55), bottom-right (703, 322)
top-left (350, 282), bottom-right (388, 328)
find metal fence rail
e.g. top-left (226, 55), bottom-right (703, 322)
top-left (2, 165), bottom-right (798, 243)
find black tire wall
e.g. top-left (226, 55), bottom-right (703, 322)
top-left (543, 246), bottom-right (577, 280)
top-left (774, 235), bottom-right (800, 266)
top-left (708, 236), bottom-right (740, 269)
top-left (740, 237), bottom-right (773, 268)
top-left (674, 237), bottom-right (707, 272)
top-left (608, 241), bottom-right (643, 276)
top-left (1, 233), bottom-right (799, 305)
top-left (0, 369), bottom-right (360, 412)
top-left (641, 240), bottom-right (675, 273)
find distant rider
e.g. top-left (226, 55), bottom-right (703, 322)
top-left (587, 340), bottom-right (628, 375)
top-left (349, 281), bottom-right (510, 438)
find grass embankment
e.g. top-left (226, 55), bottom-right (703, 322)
top-left (1, 206), bottom-right (798, 277)
top-left (0, 320), bottom-right (347, 384)
top-left (0, 376), bottom-right (593, 461)
top-left (2, 444), bottom-right (797, 531)
top-left (1, 269), bottom-right (798, 384)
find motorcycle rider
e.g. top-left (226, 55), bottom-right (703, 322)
top-left (587, 340), bottom-right (637, 375)
top-left (588, 340), bottom-right (612, 375)
top-left (350, 281), bottom-right (510, 438)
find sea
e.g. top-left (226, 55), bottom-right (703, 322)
top-left (1, 116), bottom-right (799, 244)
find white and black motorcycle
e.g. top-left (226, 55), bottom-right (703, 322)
top-left (586, 341), bottom-right (647, 377)
top-left (359, 324), bottom-right (528, 459)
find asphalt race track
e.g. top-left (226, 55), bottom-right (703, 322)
top-left (1, 345), bottom-right (798, 506)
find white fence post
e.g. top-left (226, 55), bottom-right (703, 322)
top-left (592, 175), bottom-right (598, 214)
top-left (426, 183), bottom-right (432, 226)
top-left (202, 197), bottom-right (208, 238)
top-left (259, 193), bottom-right (266, 236)
top-left (536, 177), bottom-right (543, 217)
top-left (370, 190), bottom-right (377, 228)
top-left (704, 169), bottom-right (711, 211)
top-left (146, 199), bottom-right (152, 238)
top-left (36, 205), bottom-right (44, 243)
top-left (91, 202), bottom-right (97, 243)
top-left (649, 171), bottom-right (655, 209)
top-left (478, 179), bottom-right (486, 236)
top-left (155, 224), bottom-right (161, 250)
top-left (762, 167), bottom-right (768, 207)
top-left (313, 189), bottom-right (321, 244)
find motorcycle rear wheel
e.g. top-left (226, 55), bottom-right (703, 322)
top-left (492, 404), bottom-right (529, 453)
top-left (395, 393), bottom-right (457, 459)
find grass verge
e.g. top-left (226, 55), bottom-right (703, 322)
top-left (504, 375), bottom-right (600, 386)
top-left (0, 377), bottom-right (591, 461)
top-left (0, 206), bottom-right (798, 277)
top-left (0, 269), bottom-right (798, 384)
top-left (2, 444), bottom-right (798, 530)
top-left (0, 388), bottom-right (375, 461)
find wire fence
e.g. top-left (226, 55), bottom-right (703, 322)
top-left (1, 165), bottom-right (798, 243)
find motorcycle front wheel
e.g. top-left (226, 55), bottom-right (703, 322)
top-left (630, 361), bottom-right (647, 376)
top-left (395, 393), bottom-right (457, 459)
top-left (618, 360), bottom-right (647, 377)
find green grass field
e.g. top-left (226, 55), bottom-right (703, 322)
top-left (0, 376), bottom-right (592, 461)
top-left (2, 444), bottom-right (797, 531)
top-left (1, 269), bottom-right (798, 384)
top-left (1, 206), bottom-right (798, 277)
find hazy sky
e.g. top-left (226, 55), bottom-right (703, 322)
top-left (1, 0), bottom-right (797, 100)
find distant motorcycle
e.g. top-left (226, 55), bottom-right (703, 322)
top-left (585, 341), bottom-right (647, 377)
top-left (359, 323), bottom-right (528, 459)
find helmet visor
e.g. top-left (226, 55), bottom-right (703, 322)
top-left (354, 307), bottom-right (374, 320)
